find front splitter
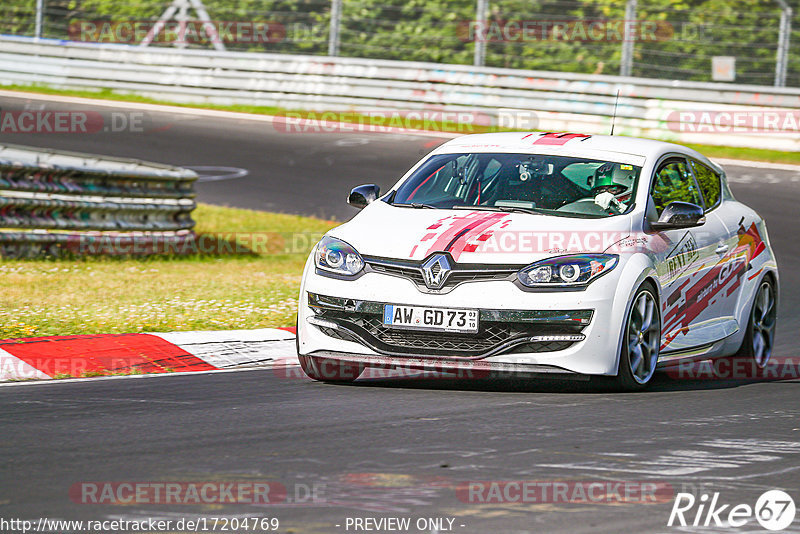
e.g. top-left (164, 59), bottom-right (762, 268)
top-left (307, 350), bottom-right (591, 381)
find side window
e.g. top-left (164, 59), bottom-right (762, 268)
top-left (651, 159), bottom-right (703, 217)
top-left (690, 160), bottom-right (722, 210)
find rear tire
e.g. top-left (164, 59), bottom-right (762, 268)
top-left (616, 283), bottom-right (661, 391)
top-left (734, 277), bottom-right (777, 368)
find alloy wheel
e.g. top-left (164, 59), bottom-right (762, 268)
top-left (627, 290), bottom-right (660, 384)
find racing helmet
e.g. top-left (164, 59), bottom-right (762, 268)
top-left (590, 163), bottom-right (635, 196)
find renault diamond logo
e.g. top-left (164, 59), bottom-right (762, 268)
top-left (421, 254), bottom-right (452, 290)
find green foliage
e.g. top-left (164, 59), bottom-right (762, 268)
top-left (0, 203), bottom-right (337, 337)
top-left (635, 0), bottom-right (788, 85)
top-left (5, 0), bottom-right (800, 85)
top-left (338, 0), bottom-right (473, 63)
top-left (0, 0), bottom-right (37, 36)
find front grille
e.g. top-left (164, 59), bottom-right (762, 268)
top-left (368, 325), bottom-right (573, 354)
top-left (365, 255), bottom-right (518, 293)
top-left (369, 262), bottom-right (425, 285)
top-left (312, 306), bottom-right (586, 358)
top-left (364, 315), bottom-right (511, 352)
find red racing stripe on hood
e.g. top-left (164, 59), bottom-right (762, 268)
top-left (412, 211), bottom-right (509, 260)
top-left (446, 214), bottom-right (513, 261)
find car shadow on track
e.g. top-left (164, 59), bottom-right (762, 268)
top-left (332, 372), bottom-right (799, 394)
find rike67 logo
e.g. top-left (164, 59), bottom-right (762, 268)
top-left (668, 490), bottom-right (796, 531)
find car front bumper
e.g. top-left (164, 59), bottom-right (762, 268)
top-left (298, 260), bottom-right (630, 377)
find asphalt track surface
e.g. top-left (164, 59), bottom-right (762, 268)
top-left (1, 94), bottom-right (799, 533)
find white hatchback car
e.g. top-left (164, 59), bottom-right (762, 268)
top-left (297, 132), bottom-right (778, 389)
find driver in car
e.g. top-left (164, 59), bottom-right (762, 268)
top-left (592, 162), bottom-right (635, 213)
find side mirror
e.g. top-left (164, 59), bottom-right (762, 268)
top-left (650, 201), bottom-right (706, 230)
top-left (348, 184), bottom-right (380, 209)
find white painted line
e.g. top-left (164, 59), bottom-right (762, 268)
top-left (151, 328), bottom-right (297, 369)
top-left (713, 158), bottom-right (800, 172)
top-left (6, 89), bottom-right (799, 169)
top-left (152, 328), bottom-right (295, 344)
top-left (151, 333), bottom-right (298, 370)
top-left (0, 89), bottom-right (457, 139)
top-left (187, 166), bottom-right (249, 182)
top-left (153, 329), bottom-right (299, 370)
top-left (538, 441), bottom-right (792, 477)
top-left (8, 89), bottom-right (800, 169)
top-left (0, 362), bottom-right (301, 387)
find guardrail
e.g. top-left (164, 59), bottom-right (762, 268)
top-left (1, 35), bottom-right (799, 151)
top-left (0, 142), bottom-right (197, 257)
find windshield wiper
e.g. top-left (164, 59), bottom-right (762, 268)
top-left (451, 205), bottom-right (545, 215)
top-left (452, 205), bottom-right (600, 218)
top-left (393, 202), bottom-right (437, 209)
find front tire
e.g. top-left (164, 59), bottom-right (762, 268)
top-left (616, 283), bottom-right (661, 390)
top-left (298, 354), bottom-right (364, 383)
top-left (734, 277), bottom-right (777, 368)
top-left (296, 316), bottom-right (363, 382)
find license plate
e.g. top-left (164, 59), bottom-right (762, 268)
top-left (383, 304), bottom-right (479, 333)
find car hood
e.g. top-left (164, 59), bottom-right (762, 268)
top-left (330, 201), bottom-right (634, 265)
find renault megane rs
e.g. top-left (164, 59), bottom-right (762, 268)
top-left (296, 132), bottom-right (778, 389)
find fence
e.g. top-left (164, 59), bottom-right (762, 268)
top-left (0, 141), bottom-right (197, 257)
top-left (1, 36), bottom-right (799, 151)
top-left (1, 0), bottom-right (798, 87)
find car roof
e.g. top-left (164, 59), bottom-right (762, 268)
top-left (434, 132), bottom-right (723, 173)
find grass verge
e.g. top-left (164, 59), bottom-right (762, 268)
top-left (3, 84), bottom-right (799, 166)
top-left (0, 203), bottom-right (336, 338)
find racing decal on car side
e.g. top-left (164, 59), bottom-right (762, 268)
top-left (409, 211), bottom-right (511, 261)
top-left (662, 257), bottom-right (748, 347)
top-left (661, 221), bottom-right (767, 349)
top-left (736, 220), bottom-right (767, 265)
top-left (665, 231), bottom-right (699, 282)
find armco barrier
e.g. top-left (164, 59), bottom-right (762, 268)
top-left (1, 35), bottom-right (800, 150)
top-left (0, 142), bottom-right (197, 257)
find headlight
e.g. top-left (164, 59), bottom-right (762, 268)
top-left (518, 254), bottom-right (618, 288)
top-left (315, 236), bottom-right (364, 276)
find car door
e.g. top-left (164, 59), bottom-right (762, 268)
top-left (648, 156), bottom-right (731, 353)
top-left (687, 159), bottom-right (747, 332)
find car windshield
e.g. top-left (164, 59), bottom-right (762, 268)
top-left (391, 153), bottom-right (641, 218)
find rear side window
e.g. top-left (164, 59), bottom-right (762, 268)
top-left (651, 159), bottom-right (703, 216)
top-left (690, 160), bottom-right (722, 210)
